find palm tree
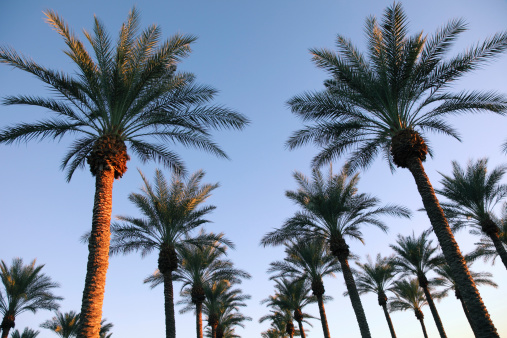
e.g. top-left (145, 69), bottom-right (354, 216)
top-left (261, 165), bottom-right (410, 338)
top-left (110, 169), bottom-right (229, 338)
top-left (159, 238), bottom-right (250, 338)
top-left (259, 308), bottom-right (300, 338)
top-left (431, 260), bottom-right (497, 336)
top-left (205, 304), bottom-right (251, 338)
top-left (0, 9), bottom-right (248, 337)
top-left (354, 254), bottom-right (398, 338)
top-left (268, 238), bottom-right (338, 338)
top-left (202, 281), bottom-right (249, 338)
top-left (436, 159), bottom-right (507, 269)
top-left (262, 278), bottom-right (315, 338)
top-left (389, 279), bottom-right (430, 338)
top-left (40, 311), bottom-right (80, 337)
top-left (390, 231), bottom-right (447, 338)
top-left (285, 3), bottom-right (507, 336)
top-left (10, 328), bottom-right (39, 338)
top-left (98, 319), bottom-right (113, 338)
top-left (0, 258), bottom-right (62, 338)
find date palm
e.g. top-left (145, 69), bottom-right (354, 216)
top-left (40, 311), bottom-right (80, 338)
top-left (10, 328), bottom-right (39, 338)
top-left (0, 9), bottom-right (248, 337)
top-left (259, 308), bottom-right (300, 338)
top-left (204, 304), bottom-right (251, 338)
top-left (389, 279), bottom-right (430, 338)
top-left (469, 218), bottom-right (507, 266)
top-left (354, 254), bottom-right (398, 338)
top-left (436, 159), bottom-right (507, 269)
top-left (390, 231), bottom-right (447, 337)
top-left (286, 3), bottom-right (507, 336)
top-left (110, 169), bottom-right (229, 338)
top-left (261, 165), bottom-right (410, 338)
top-left (0, 258), bottom-right (62, 338)
top-left (431, 260), bottom-right (497, 336)
top-left (268, 238), bottom-right (338, 338)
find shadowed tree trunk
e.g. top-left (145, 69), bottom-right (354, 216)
top-left (406, 157), bottom-right (499, 338)
top-left (417, 274), bottom-right (446, 338)
top-left (455, 289), bottom-right (478, 337)
top-left (294, 309), bottom-right (306, 338)
top-left (163, 271), bottom-right (176, 338)
top-left (196, 301), bottom-right (203, 338)
top-left (78, 168), bottom-right (115, 338)
top-left (286, 322), bottom-right (295, 338)
top-left (378, 292), bottom-right (396, 338)
top-left (1, 314), bottom-right (15, 338)
top-left (481, 218), bottom-right (507, 270)
top-left (312, 278), bottom-right (331, 338)
top-left (415, 309), bottom-right (429, 338)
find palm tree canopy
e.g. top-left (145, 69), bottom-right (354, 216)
top-left (0, 7), bottom-right (249, 181)
top-left (10, 328), bottom-right (40, 338)
top-left (40, 311), bottom-right (80, 338)
top-left (0, 258), bottom-right (62, 317)
top-left (389, 279), bottom-right (428, 313)
top-left (286, 2), bottom-right (507, 172)
top-left (354, 254), bottom-right (397, 297)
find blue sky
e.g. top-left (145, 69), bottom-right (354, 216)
top-left (1, 0), bottom-right (507, 337)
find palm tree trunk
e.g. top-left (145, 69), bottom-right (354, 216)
top-left (458, 295), bottom-right (479, 337)
top-left (381, 304), bottom-right (397, 338)
top-left (420, 284), bottom-right (447, 338)
top-left (406, 158), bottom-right (498, 338)
top-left (296, 320), bottom-right (306, 338)
top-left (1, 329), bottom-right (8, 338)
top-left (163, 271), bottom-right (176, 338)
top-left (78, 169), bottom-right (115, 338)
top-left (316, 294), bottom-right (332, 338)
top-left (489, 233), bottom-right (507, 270)
top-left (418, 317), bottom-right (429, 338)
top-left (338, 257), bottom-right (372, 338)
top-left (196, 301), bottom-right (203, 338)
top-left (211, 324), bottom-right (217, 338)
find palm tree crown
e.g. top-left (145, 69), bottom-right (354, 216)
top-left (10, 328), bottom-right (40, 338)
top-left (40, 311), bottom-right (80, 338)
top-left (0, 258), bottom-right (62, 338)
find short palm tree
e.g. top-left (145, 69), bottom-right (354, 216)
top-left (390, 231), bottom-right (447, 338)
top-left (10, 328), bottom-right (39, 338)
top-left (110, 169), bottom-right (228, 338)
top-left (261, 165), bottom-right (410, 338)
top-left (354, 254), bottom-right (398, 338)
top-left (259, 308), bottom-right (300, 338)
top-left (436, 159), bottom-right (507, 269)
top-left (205, 304), bottom-right (251, 338)
top-left (0, 9), bottom-right (248, 337)
top-left (0, 258), bottom-right (62, 338)
top-left (389, 279), bottom-right (430, 338)
top-left (262, 278), bottom-right (315, 338)
top-left (40, 311), bottom-right (80, 337)
top-left (431, 260), bottom-right (497, 336)
top-left (268, 238), bottom-right (338, 338)
top-left (285, 3), bottom-right (507, 336)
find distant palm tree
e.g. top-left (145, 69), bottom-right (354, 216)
top-left (262, 278), bottom-right (315, 338)
top-left (268, 238), bottom-right (338, 338)
top-left (436, 159), bottom-right (507, 269)
top-left (354, 254), bottom-right (398, 338)
top-left (111, 169), bottom-right (228, 338)
top-left (0, 8), bottom-right (248, 337)
top-left (204, 304), bottom-right (251, 338)
top-left (390, 231), bottom-right (447, 337)
top-left (10, 328), bottom-right (39, 338)
top-left (0, 258), bottom-right (62, 338)
top-left (98, 319), bottom-right (113, 338)
top-left (389, 279), bottom-right (430, 338)
top-left (285, 3), bottom-right (507, 336)
top-left (261, 165), bottom-right (410, 338)
top-left (259, 309), bottom-right (300, 338)
top-left (432, 260), bottom-right (497, 336)
top-left (40, 311), bottom-right (80, 337)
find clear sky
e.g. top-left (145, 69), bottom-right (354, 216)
top-left (1, 0), bottom-right (506, 337)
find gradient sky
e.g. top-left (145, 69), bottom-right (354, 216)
top-left (1, 0), bottom-right (506, 337)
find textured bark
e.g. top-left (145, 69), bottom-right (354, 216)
top-left (286, 322), bottom-right (295, 338)
top-left (458, 294), bottom-right (478, 336)
top-left (337, 256), bottom-right (372, 338)
top-left (406, 158), bottom-right (499, 338)
top-left (163, 271), bottom-right (176, 338)
top-left (381, 303), bottom-right (397, 338)
top-left (316, 294), bottom-right (332, 338)
top-left (0, 313), bottom-right (14, 338)
top-left (489, 232), bottom-right (507, 270)
top-left (196, 301), bottom-right (203, 338)
top-left (211, 324), bottom-right (217, 338)
top-left (78, 169), bottom-right (115, 338)
top-left (419, 276), bottom-right (447, 338)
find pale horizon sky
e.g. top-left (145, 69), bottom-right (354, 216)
top-left (1, 1), bottom-right (507, 337)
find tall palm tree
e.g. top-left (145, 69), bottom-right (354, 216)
top-left (110, 169), bottom-right (229, 338)
top-left (0, 9), bottom-right (248, 337)
top-left (10, 329), bottom-right (39, 338)
top-left (262, 278), bottom-right (315, 338)
top-left (40, 311), bottom-right (80, 337)
top-left (261, 165), bottom-right (410, 338)
top-left (389, 279), bottom-right (430, 338)
top-left (268, 238), bottom-right (338, 338)
top-left (436, 159), bottom-right (507, 269)
top-left (162, 238), bottom-right (250, 338)
top-left (431, 260), bottom-right (497, 336)
top-left (259, 309), bottom-right (300, 338)
top-left (354, 254), bottom-right (398, 338)
top-left (390, 231), bottom-right (447, 337)
top-left (204, 303), bottom-right (251, 338)
top-left (285, 3), bottom-right (507, 336)
top-left (0, 258), bottom-right (62, 338)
